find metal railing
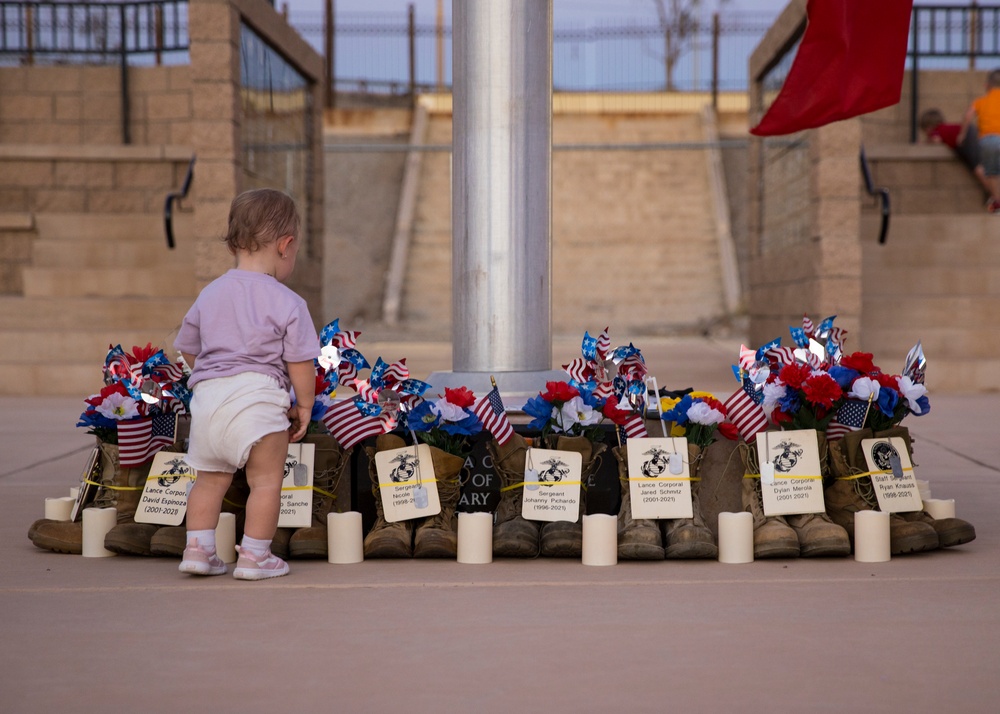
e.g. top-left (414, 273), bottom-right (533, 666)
top-left (163, 154), bottom-right (194, 250)
top-left (860, 147), bottom-right (891, 245)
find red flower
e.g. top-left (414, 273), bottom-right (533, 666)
top-left (444, 386), bottom-right (476, 408)
top-left (801, 373), bottom-right (842, 408)
top-left (542, 381), bottom-right (579, 403)
top-left (717, 422), bottom-right (739, 441)
top-left (771, 408), bottom-right (792, 425)
top-left (702, 396), bottom-right (727, 416)
top-left (875, 373), bottom-right (899, 391)
top-left (778, 363), bottom-right (813, 391)
top-left (85, 381), bottom-right (130, 406)
top-left (840, 352), bottom-right (877, 374)
top-left (601, 396), bottom-right (630, 426)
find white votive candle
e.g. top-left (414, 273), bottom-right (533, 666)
top-left (854, 510), bottom-right (891, 563)
top-left (45, 496), bottom-right (75, 521)
top-left (82, 507), bottom-right (117, 558)
top-left (915, 479), bottom-right (931, 501)
top-left (922, 498), bottom-right (956, 520)
top-left (69, 487), bottom-right (80, 500)
top-left (327, 511), bottom-right (364, 564)
top-left (457, 512), bottom-right (493, 564)
top-left (718, 511), bottom-right (754, 564)
top-left (582, 513), bottom-right (617, 566)
top-left (216, 512), bottom-right (237, 564)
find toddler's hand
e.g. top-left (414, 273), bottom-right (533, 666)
top-left (288, 404), bottom-right (312, 443)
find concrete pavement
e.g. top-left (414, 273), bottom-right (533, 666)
top-left (2, 339), bottom-right (998, 712)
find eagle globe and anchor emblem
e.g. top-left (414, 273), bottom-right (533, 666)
top-left (772, 440), bottom-right (804, 473)
top-left (157, 457), bottom-right (192, 488)
top-left (537, 458), bottom-right (571, 484)
top-left (640, 446), bottom-right (685, 477)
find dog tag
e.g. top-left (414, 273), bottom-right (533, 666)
top-left (524, 468), bottom-right (539, 491)
top-left (292, 462), bottom-right (309, 487)
top-left (889, 452), bottom-right (903, 479)
top-left (413, 485), bottom-right (429, 509)
top-left (761, 461), bottom-right (775, 486)
top-left (669, 452), bottom-right (684, 475)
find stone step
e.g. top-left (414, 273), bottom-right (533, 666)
top-left (862, 212), bottom-right (1000, 248)
top-left (0, 295), bottom-right (191, 330)
top-left (863, 265), bottom-right (1000, 296)
top-left (863, 295), bottom-right (1000, 327)
top-left (22, 266), bottom-right (197, 298)
top-left (31, 238), bottom-right (193, 268)
top-left (860, 325), bottom-right (1000, 360)
top-left (0, 363), bottom-right (101, 397)
top-left (33, 212), bottom-right (192, 242)
top-left (0, 328), bottom-right (183, 367)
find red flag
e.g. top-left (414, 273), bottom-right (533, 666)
top-left (473, 386), bottom-right (515, 446)
top-left (723, 384), bottom-right (769, 442)
top-left (117, 414), bottom-right (177, 467)
top-left (322, 399), bottom-right (385, 450)
top-left (751, 0), bottom-right (913, 136)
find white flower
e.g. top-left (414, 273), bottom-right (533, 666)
top-left (433, 398), bottom-right (466, 423)
top-left (848, 376), bottom-right (880, 402)
top-left (897, 376), bottom-right (928, 414)
top-left (555, 396), bottom-right (599, 433)
top-left (688, 400), bottom-right (724, 426)
top-left (762, 381), bottom-right (787, 410)
top-left (96, 392), bottom-right (139, 421)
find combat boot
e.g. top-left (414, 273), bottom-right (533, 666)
top-left (413, 446), bottom-right (464, 558)
top-left (490, 434), bottom-right (540, 557)
top-left (289, 435), bottom-right (352, 558)
top-left (874, 426), bottom-right (975, 548)
top-left (31, 441), bottom-right (156, 555)
top-left (150, 467), bottom-right (251, 557)
top-left (539, 435), bottom-right (606, 557)
top-left (786, 433), bottom-right (850, 557)
top-left (739, 441), bottom-right (799, 558)
top-left (662, 444), bottom-right (717, 559)
top-left (612, 446), bottom-right (664, 560)
top-left (694, 437), bottom-right (744, 541)
top-left (363, 434), bottom-right (413, 558)
top-left (826, 429), bottom-right (938, 555)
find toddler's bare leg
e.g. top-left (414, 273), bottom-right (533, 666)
top-left (243, 430), bottom-right (290, 541)
top-left (186, 471), bottom-right (234, 531)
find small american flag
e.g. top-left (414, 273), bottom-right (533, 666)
top-left (723, 381), bottom-right (769, 442)
top-left (826, 399), bottom-right (870, 441)
top-left (473, 385), bottom-right (515, 446)
top-left (621, 413), bottom-right (648, 442)
top-left (118, 413), bottom-right (177, 467)
top-left (322, 398), bottom-right (386, 449)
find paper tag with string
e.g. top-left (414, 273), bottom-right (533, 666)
top-left (374, 443), bottom-right (441, 522)
top-left (277, 442), bottom-right (315, 528)
top-left (521, 448), bottom-right (583, 522)
top-left (627, 437), bottom-right (694, 520)
top-left (861, 437), bottom-right (922, 513)
top-left (134, 451), bottom-right (195, 526)
top-left (755, 429), bottom-right (826, 516)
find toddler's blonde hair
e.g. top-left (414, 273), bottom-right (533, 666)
top-left (223, 188), bottom-right (299, 254)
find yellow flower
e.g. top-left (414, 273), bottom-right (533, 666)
top-left (688, 390), bottom-right (716, 401)
top-left (660, 396), bottom-right (680, 412)
top-left (669, 423), bottom-right (687, 438)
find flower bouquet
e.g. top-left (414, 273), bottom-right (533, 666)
top-left (405, 386), bottom-right (484, 457)
top-left (660, 391), bottom-right (739, 449)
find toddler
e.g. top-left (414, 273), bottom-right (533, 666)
top-left (175, 188), bottom-right (318, 580)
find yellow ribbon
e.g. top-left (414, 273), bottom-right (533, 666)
top-left (377, 479), bottom-right (439, 489)
top-left (501, 480), bottom-right (583, 492)
top-left (627, 476), bottom-right (698, 483)
top-left (83, 478), bottom-right (143, 492)
top-left (743, 473), bottom-right (823, 481)
top-left (836, 466), bottom-right (913, 481)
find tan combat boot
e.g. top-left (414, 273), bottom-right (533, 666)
top-left (874, 426), bottom-right (975, 548)
top-left (289, 435), bottom-right (352, 558)
top-left (612, 446), bottom-right (664, 560)
top-left (662, 444), bottom-right (718, 559)
top-left (413, 446), bottom-right (465, 558)
top-left (785, 433), bottom-right (850, 557)
top-left (491, 434), bottom-right (541, 558)
top-left (363, 433), bottom-right (414, 558)
top-left (694, 437), bottom-right (744, 541)
top-left (30, 441), bottom-right (155, 555)
top-left (539, 435), bottom-right (606, 557)
top-left (739, 442), bottom-right (799, 558)
top-left (826, 429), bottom-right (938, 555)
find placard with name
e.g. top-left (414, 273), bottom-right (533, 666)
top-left (627, 437), bottom-right (694, 520)
top-left (521, 448), bottom-right (584, 523)
top-left (861, 437), bottom-right (923, 513)
top-left (755, 429), bottom-right (825, 516)
top-left (70, 447), bottom-right (101, 522)
top-left (134, 451), bottom-right (196, 526)
top-left (277, 442), bottom-right (315, 528)
top-left (374, 443), bottom-right (441, 523)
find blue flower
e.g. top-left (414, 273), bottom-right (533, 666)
top-left (522, 394), bottom-right (554, 431)
top-left (662, 394), bottom-right (694, 425)
top-left (406, 401), bottom-right (441, 433)
top-left (828, 365), bottom-right (860, 391)
top-left (438, 410), bottom-right (482, 436)
top-left (76, 409), bottom-right (116, 431)
top-left (876, 387), bottom-right (899, 416)
top-left (776, 390), bottom-right (802, 415)
top-left (913, 395), bottom-right (931, 416)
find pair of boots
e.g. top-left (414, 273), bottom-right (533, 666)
top-left (490, 434), bottom-right (606, 558)
top-left (739, 436), bottom-right (852, 558)
top-left (613, 444), bottom-right (718, 560)
top-left (826, 426), bottom-right (975, 554)
top-left (362, 434), bottom-right (464, 558)
top-left (286, 435), bottom-right (352, 559)
top-left (29, 441), bottom-right (168, 555)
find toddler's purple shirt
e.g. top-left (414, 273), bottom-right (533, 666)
top-left (174, 269), bottom-right (319, 391)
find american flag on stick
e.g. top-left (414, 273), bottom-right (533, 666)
top-left (118, 413), bottom-right (177, 467)
top-left (826, 397), bottom-right (872, 441)
top-left (473, 380), bottom-right (515, 446)
top-left (620, 414), bottom-right (648, 442)
top-left (322, 398), bottom-right (386, 449)
top-left (723, 381), bottom-right (769, 442)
